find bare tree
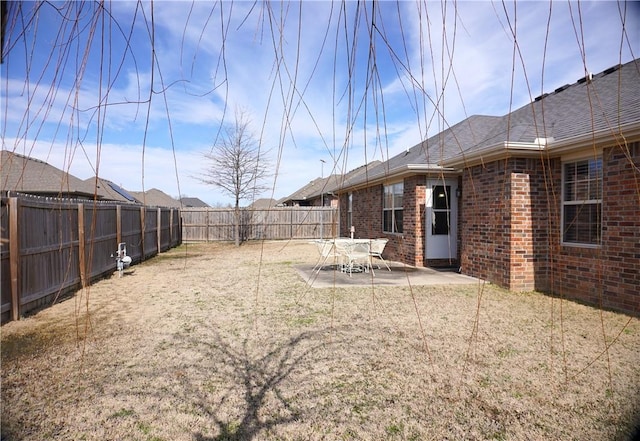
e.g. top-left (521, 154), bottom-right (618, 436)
top-left (199, 109), bottom-right (271, 246)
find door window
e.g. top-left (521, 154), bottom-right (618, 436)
top-left (432, 185), bottom-right (450, 235)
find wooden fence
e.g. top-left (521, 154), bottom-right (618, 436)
top-left (181, 207), bottom-right (339, 242)
top-left (0, 194), bottom-right (182, 323)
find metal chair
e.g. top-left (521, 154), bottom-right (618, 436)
top-left (337, 241), bottom-right (374, 277)
top-left (312, 239), bottom-right (342, 273)
top-left (369, 238), bottom-right (390, 271)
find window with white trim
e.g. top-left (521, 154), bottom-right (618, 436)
top-left (383, 182), bottom-right (403, 233)
top-left (562, 157), bottom-right (602, 245)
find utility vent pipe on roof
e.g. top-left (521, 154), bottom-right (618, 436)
top-left (534, 137), bottom-right (554, 146)
top-left (577, 72), bottom-right (593, 84)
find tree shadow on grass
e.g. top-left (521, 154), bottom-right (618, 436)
top-left (183, 328), bottom-right (335, 441)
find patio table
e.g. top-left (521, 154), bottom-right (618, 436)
top-left (312, 238), bottom-right (375, 276)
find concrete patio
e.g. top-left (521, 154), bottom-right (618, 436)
top-left (295, 261), bottom-right (480, 288)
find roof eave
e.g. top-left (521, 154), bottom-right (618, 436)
top-left (441, 141), bottom-right (547, 169)
top-left (335, 164), bottom-right (457, 194)
top-left (442, 121), bottom-right (640, 169)
top-left (546, 122), bottom-right (640, 155)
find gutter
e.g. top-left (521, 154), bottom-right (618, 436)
top-left (442, 140), bottom-right (548, 169)
top-left (334, 163), bottom-right (457, 194)
top-left (442, 121), bottom-right (640, 169)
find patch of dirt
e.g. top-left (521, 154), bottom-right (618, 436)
top-left (2, 241), bottom-right (639, 440)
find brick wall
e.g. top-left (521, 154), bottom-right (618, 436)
top-left (461, 161), bottom-right (512, 287)
top-left (349, 185), bottom-right (382, 239)
top-left (461, 157), bottom-right (559, 291)
top-left (461, 145), bottom-right (639, 316)
top-left (599, 142), bottom-right (640, 313)
top-left (509, 172), bottom-right (535, 290)
top-left (339, 180), bottom-right (425, 266)
top-left (553, 143), bottom-right (640, 315)
top-left (401, 176), bottom-right (426, 266)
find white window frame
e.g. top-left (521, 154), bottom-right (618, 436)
top-left (383, 182), bottom-right (403, 234)
top-left (561, 155), bottom-right (603, 247)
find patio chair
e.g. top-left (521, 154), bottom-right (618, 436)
top-left (336, 241), bottom-right (374, 277)
top-left (312, 240), bottom-right (343, 273)
top-left (369, 238), bottom-right (390, 271)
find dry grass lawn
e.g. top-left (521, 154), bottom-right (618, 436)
top-left (2, 241), bottom-right (639, 441)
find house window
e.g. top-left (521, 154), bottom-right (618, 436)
top-left (562, 157), bottom-right (602, 245)
top-left (383, 182), bottom-right (403, 233)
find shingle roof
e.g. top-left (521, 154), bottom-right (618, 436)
top-left (329, 160), bottom-right (382, 192)
top-left (248, 198), bottom-right (278, 209)
top-left (86, 177), bottom-right (139, 203)
top-left (341, 116), bottom-right (502, 189)
top-left (180, 197), bottom-right (209, 208)
top-left (474, 59), bottom-right (640, 149)
top-left (342, 58), bottom-right (640, 188)
top-left (130, 188), bottom-right (181, 208)
top-left (280, 160), bottom-right (383, 203)
top-left (1, 150), bottom-right (97, 198)
top-left (280, 175), bottom-right (340, 203)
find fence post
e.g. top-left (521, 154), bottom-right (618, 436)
top-left (77, 203), bottom-right (87, 288)
top-left (9, 197), bottom-right (20, 321)
top-left (116, 205), bottom-right (122, 245)
top-left (206, 208), bottom-right (210, 242)
top-left (157, 208), bottom-right (161, 253)
top-left (140, 206), bottom-right (145, 260)
top-left (169, 208), bottom-right (173, 245)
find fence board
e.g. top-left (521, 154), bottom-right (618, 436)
top-left (0, 195), bottom-right (182, 323)
top-left (159, 209), bottom-right (171, 251)
top-left (1, 200), bottom-right (11, 315)
top-left (143, 207), bottom-right (158, 258)
top-left (120, 205), bottom-right (143, 263)
top-left (181, 207), bottom-right (338, 242)
top-left (15, 198), bottom-right (80, 316)
top-left (82, 204), bottom-right (119, 281)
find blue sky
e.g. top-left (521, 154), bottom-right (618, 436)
top-left (2, 1), bottom-right (638, 206)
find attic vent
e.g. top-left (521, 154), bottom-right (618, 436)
top-left (577, 72), bottom-right (593, 84)
top-left (554, 84), bottom-right (570, 93)
top-left (534, 93), bottom-right (548, 101)
top-left (602, 64), bottom-right (621, 75)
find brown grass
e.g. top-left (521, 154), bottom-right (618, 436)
top-left (2, 241), bottom-right (639, 441)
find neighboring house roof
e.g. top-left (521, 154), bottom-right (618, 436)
top-left (1, 150), bottom-right (97, 198)
top-left (248, 198), bottom-right (278, 209)
top-left (281, 161), bottom-right (383, 204)
top-left (180, 197), bottom-right (209, 208)
top-left (85, 177), bottom-right (140, 203)
top-left (340, 58), bottom-right (640, 190)
top-left (281, 174), bottom-right (342, 204)
top-left (130, 188), bottom-right (181, 208)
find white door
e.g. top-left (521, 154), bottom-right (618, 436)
top-left (425, 179), bottom-right (458, 259)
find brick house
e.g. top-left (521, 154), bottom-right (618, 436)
top-left (279, 174), bottom-right (342, 207)
top-left (280, 162), bottom-right (380, 208)
top-left (336, 59), bottom-right (640, 316)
